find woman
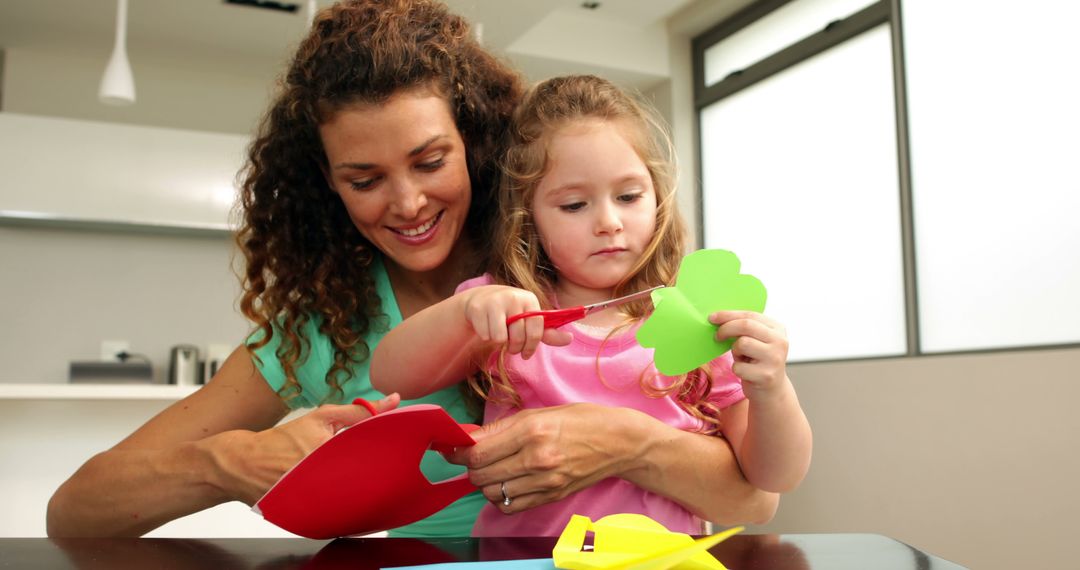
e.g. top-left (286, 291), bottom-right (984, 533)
top-left (46, 0), bottom-right (777, 538)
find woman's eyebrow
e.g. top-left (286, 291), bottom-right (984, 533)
top-left (408, 134), bottom-right (446, 157)
top-left (333, 134), bottom-right (446, 170)
top-left (334, 161), bottom-right (375, 170)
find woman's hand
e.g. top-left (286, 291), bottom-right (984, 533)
top-left (206, 394), bottom-right (400, 505)
top-left (709, 311), bottom-right (790, 397)
top-left (447, 403), bottom-right (635, 513)
top-left (462, 285), bottom-right (570, 359)
top-left (447, 402), bottom-right (778, 525)
top-left (47, 347), bottom-right (401, 538)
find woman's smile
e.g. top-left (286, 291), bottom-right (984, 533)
top-left (390, 210), bottom-right (444, 243)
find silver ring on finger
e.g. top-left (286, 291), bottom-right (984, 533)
top-left (500, 481), bottom-right (512, 507)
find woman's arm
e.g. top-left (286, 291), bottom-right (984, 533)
top-left (372, 285), bottom-right (567, 399)
top-left (46, 346), bottom-right (397, 537)
top-left (448, 403), bottom-right (779, 526)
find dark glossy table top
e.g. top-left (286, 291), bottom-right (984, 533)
top-left (1, 534), bottom-right (966, 569)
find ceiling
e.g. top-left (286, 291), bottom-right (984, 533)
top-left (0, 0), bottom-right (704, 89)
top-left (0, 0), bottom-right (753, 135)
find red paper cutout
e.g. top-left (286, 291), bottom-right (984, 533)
top-left (255, 404), bottom-right (480, 539)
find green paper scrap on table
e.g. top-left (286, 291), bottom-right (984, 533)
top-left (637, 249), bottom-right (767, 376)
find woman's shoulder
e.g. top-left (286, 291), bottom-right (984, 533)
top-left (247, 315), bottom-right (334, 370)
top-left (247, 313), bottom-right (330, 346)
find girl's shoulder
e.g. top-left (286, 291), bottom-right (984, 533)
top-left (454, 273), bottom-right (496, 294)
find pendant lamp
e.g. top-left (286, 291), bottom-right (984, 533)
top-left (99, 0), bottom-right (135, 105)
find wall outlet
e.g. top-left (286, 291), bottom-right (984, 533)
top-left (100, 340), bottom-right (130, 362)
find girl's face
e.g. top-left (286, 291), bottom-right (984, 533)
top-left (531, 119), bottom-right (658, 297)
top-left (320, 89), bottom-right (471, 274)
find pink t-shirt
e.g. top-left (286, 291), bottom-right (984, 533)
top-left (456, 275), bottom-right (746, 537)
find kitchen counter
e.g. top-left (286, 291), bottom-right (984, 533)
top-left (0, 383), bottom-right (198, 400)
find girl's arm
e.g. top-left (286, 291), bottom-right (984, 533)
top-left (371, 284), bottom-right (567, 399)
top-left (46, 346), bottom-right (397, 537)
top-left (449, 403), bottom-right (780, 525)
top-left (712, 311), bottom-right (813, 493)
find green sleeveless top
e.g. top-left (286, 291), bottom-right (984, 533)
top-left (249, 257), bottom-right (483, 537)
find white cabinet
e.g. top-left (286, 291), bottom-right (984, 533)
top-left (0, 112), bottom-right (248, 233)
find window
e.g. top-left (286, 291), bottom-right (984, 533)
top-left (693, 0), bottom-right (1080, 361)
top-left (703, 0), bottom-right (876, 87)
top-left (701, 24), bottom-right (904, 361)
top-left (903, 0), bottom-right (1080, 353)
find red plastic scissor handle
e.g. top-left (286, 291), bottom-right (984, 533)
top-left (505, 305), bottom-right (587, 329)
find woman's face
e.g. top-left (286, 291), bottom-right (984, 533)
top-left (320, 89), bottom-right (471, 274)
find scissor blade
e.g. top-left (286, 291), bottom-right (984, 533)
top-left (582, 285), bottom-right (665, 315)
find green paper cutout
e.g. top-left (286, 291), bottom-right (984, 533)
top-left (636, 249), bottom-right (767, 376)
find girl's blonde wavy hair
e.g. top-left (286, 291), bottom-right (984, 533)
top-left (470, 75), bottom-right (723, 434)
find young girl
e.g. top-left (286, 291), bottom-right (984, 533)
top-left (372, 75), bottom-right (811, 537)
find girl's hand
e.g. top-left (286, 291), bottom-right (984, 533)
top-left (207, 394), bottom-right (399, 505)
top-left (709, 311), bottom-right (790, 396)
top-left (462, 285), bottom-right (570, 359)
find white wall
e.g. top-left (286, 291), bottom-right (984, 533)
top-left (772, 348), bottom-right (1080, 570)
top-left (0, 226), bottom-right (248, 384)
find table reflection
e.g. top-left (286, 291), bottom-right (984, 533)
top-left (710, 534), bottom-right (810, 570)
top-left (295, 537), bottom-right (468, 569)
top-left (52, 537), bottom-right (249, 570)
top-left (37, 533), bottom-right (962, 570)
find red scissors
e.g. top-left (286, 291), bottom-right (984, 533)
top-left (506, 285), bottom-right (665, 329)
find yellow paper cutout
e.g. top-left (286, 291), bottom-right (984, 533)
top-left (552, 513), bottom-right (743, 570)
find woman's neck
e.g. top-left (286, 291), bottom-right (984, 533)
top-left (384, 239), bottom-right (479, 318)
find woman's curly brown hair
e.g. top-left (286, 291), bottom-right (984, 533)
top-left (237, 0), bottom-right (523, 403)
